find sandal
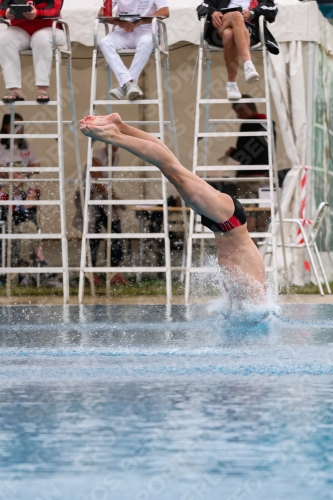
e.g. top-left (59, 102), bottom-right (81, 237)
top-left (36, 92), bottom-right (50, 104)
top-left (2, 91), bottom-right (25, 103)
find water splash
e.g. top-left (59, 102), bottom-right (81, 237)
top-left (190, 254), bottom-right (279, 325)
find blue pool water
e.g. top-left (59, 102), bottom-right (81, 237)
top-left (0, 304), bottom-right (333, 500)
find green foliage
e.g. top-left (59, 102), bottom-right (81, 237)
top-left (0, 279), bottom-right (185, 297)
top-left (280, 282), bottom-right (333, 295)
top-left (0, 279), bottom-right (331, 297)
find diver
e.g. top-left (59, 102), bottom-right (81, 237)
top-left (80, 113), bottom-right (266, 302)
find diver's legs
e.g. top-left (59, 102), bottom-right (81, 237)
top-left (80, 121), bottom-right (234, 223)
top-left (83, 113), bottom-right (179, 162)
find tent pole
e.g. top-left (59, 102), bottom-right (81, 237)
top-left (306, 42), bottom-right (315, 220)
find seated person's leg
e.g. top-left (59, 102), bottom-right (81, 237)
top-left (34, 242), bottom-right (47, 265)
top-left (31, 28), bottom-right (66, 103)
top-left (90, 239), bottom-right (100, 268)
top-left (109, 220), bottom-right (127, 284)
top-left (14, 220), bottom-right (37, 285)
top-left (89, 205), bottom-right (104, 267)
top-left (217, 12), bottom-right (259, 99)
top-left (99, 31), bottom-right (143, 101)
top-left (0, 27), bottom-right (30, 102)
top-left (128, 32), bottom-right (153, 88)
top-left (111, 238), bottom-right (123, 267)
top-left (222, 28), bottom-right (242, 100)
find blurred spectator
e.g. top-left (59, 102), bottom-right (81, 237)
top-left (73, 147), bottom-right (126, 285)
top-left (0, 0), bottom-right (65, 103)
top-left (12, 175), bottom-right (59, 286)
top-left (0, 184), bottom-right (8, 264)
top-left (0, 112), bottom-right (40, 225)
top-left (98, 0), bottom-right (169, 100)
top-left (0, 111), bottom-right (57, 285)
top-left (224, 96), bottom-right (276, 198)
top-left (199, 0), bottom-right (278, 100)
top-left (0, 183), bottom-right (8, 220)
top-left (0, 113), bottom-right (39, 178)
top-left (0, 113), bottom-right (39, 220)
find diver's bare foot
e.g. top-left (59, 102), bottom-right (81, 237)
top-left (80, 123), bottom-right (121, 144)
top-left (83, 113), bottom-right (123, 128)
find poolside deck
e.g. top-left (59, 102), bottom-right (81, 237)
top-left (0, 294), bottom-right (331, 306)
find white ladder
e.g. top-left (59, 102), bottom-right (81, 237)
top-left (0, 19), bottom-right (82, 304)
top-left (185, 17), bottom-right (284, 303)
top-left (79, 17), bottom-right (180, 303)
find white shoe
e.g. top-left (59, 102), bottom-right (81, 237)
top-left (244, 62), bottom-right (259, 84)
top-left (226, 82), bottom-right (242, 101)
top-left (125, 82), bottom-right (143, 101)
top-left (109, 85), bottom-right (126, 100)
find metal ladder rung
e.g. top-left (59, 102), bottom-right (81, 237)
top-left (197, 131), bottom-right (268, 138)
top-left (189, 233), bottom-right (214, 239)
top-left (92, 99), bottom-right (159, 105)
top-left (199, 98), bottom-right (267, 104)
top-left (87, 199), bottom-right (164, 206)
top-left (189, 232), bottom-right (273, 239)
top-left (201, 177), bottom-right (270, 182)
top-left (124, 120), bottom-right (171, 125)
top-left (94, 178), bottom-right (162, 183)
top-left (0, 200), bottom-right (61, 206)
top-left (84, 266), bottom-right (167, 273)
top-left (249, 232), bottom-right (273, 238)
top-left (187, 265), bottom-right (274, 273)
top-left (18, 120), bottom-right (73, 125)
top-left (111, 49), bottom-right (137, 55)
top-left (0, 167), bottom-right (60, 172)
top-left (90, 166), bottom-right (160, 172)
top-left (188, 267), bottom-right (218, 273)
top-left (0, 233), bottom-right (63, 239)
top-left (0, 134), bottom-right (59, 139)
top-left (0, 101), bottom-right (58, 106)
top-left (0, 267), bottom-right (63, 273)
top-left (209, 119), bottom-right (268, 124)
top-left (195, 166), bottom-right (270, 171)
top-left (205, 43), bottom-right (263, 54)
top-left (3, 178), bottom-right (60, 183)
top-left (85, 233), bottom-right (166, 239)
top-left (239, 199), bottom-right (272, 204)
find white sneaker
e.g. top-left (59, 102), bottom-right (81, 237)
top-left (244, 61), bottom-right (259, 84)
top-left (125, 82), bottom-right (143, 101)
top-left (226, 82), bottom-right (242, 101)
top-left (109, 86), bottom-right (126, 100)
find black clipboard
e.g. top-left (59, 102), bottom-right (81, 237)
top-left (10, 4), bottom-right (32, 19)
top-left (220, 6), bottom-right (243, 14)
top-left (98, 15), bottom-right (166, 20)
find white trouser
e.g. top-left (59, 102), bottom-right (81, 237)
top-left (0, 26), bottom-right (66, 88)
top-left (99, 28), bottom-right (154, 88)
